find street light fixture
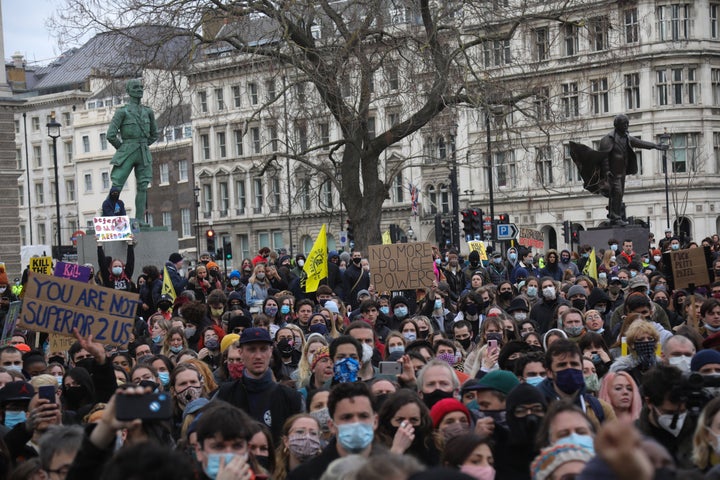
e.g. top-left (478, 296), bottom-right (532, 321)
top-left (47, 114), bottom-right (62, 259)
top-left (660, 130), bottom-right (672, 232)
top-left (193, 186), bottom-right (201, 258)
top-left (407, 226), bottom-right (415, 242)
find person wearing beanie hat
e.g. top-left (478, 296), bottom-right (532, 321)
top-left (530, 443), bottom-right (593, 480)
top-left (388, 295), bottom-right (412, 331)
top-left (430, 398), bottom-right (471, 435)
top-left (0, 265), bottom-right (17, 315)
top-left (164, 253), bottom-right (187, 294)
top-left (690, 349), bottom-right (720, 374)
top-left (463, 249), bottom-right (491, 288)
top-left (220, 333), bottom-right (240, 354)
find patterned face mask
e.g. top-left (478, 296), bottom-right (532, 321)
top-left (333, 357), bottom-right (360, 383)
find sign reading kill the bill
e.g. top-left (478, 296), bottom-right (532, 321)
top-left (368, 242), bottom-right (435, 293)
top-left (19, 272), bottom-right (139, 345)
top-left (671, 247), bottom-right (710, 289)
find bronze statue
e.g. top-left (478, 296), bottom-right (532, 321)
top-left (569, 115), bottom-right (668, 226)
top-left (106, 79), bottom-right (158, 221)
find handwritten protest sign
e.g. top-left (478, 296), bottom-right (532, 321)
top-left (18, 272), bottom-right (139, 345)
top-left (53, 261), bottom-right (92, 283)
top-left (1, 301), bottom-right (22, 345)
top-left (670, 247), bottom-right (710, 289)
top-left (468, 241), bottom-right (487, 261)
top-left (519, 228), bottom-right (545, 250)
top-left (368, 242), bottom-right (435, 293)
top-left (93, 216), bottom-right (133, 242)
top-left (29, 257), bottom-right (53, 275)
top-left (48, 334), bottom-right (76, 354)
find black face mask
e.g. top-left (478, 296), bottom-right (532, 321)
top-left (139, 380), bottom-right (159, 391)
top-left (465, 304), bottom-right (479, 316)
top-left (75, 358), bottom-right (96, 371)
top-left (561, 257), bottom-right (570, 263)
top-left (254, 455), bottom-right (270, 471)
top-left (458, 338), bottom-right (472, 350)
top-left (422, 389), bottom-right (454, 409)
top-left (571, 299), bottom-right (586, 310)
top-left (352, 257), bottom-right (361, 265)
top-left (62, 384), bottom-right (89, 408)
top-left (48, 356), bottom-right (65, 366)
top-left (277, 339), bottom-right (294, 356)
top-left (374, 393), bottom-right (389, 410)
top-left (499, 291), bottom-right (513, 302)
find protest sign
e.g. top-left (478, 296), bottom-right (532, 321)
top-left (671, 247), bottom-right (710, 289)
top-left (18, 272), bottom-right (138, 345)
top-left (53, 261), bottom-right (92, 282)
top-left (518, 227), bottom-right (545, 250)
top-left (93, 216), bottom-right (133, 242)
top-left (1, 301), bottom-right (22, 345)
top-left (29, 257), bottom-right (53, 275)
top-left (368, 242), bottom-right (435, 293)
top-left (48, 334), bottom-right (76, 354)
top-left (467, 241), bottom-right (487, 261)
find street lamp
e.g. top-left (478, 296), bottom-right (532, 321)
top-left (407, 226), bottom-right (416, 242)
top-left (47, 115), bottom-right (61, 259)
top-left (485, 109), bottom-right (495, 246)
top-left (193, 186), bottom-right (201, 258)
top-left (449, 123), bottom-right (460, 250)
top-left (660, 130), bottom-right (672, 232)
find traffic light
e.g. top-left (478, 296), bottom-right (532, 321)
top-left (497, 213), bottom-right (509, 224)
top-left (471, 209), bottom-right (482, 238)
top-left (441, 220), bottom-right (452, 247)
top-left (562, 220), bottom-right (570, 244)
top-left (571, 224), bottom-right (580, 243)
top-left (224, 240), bottom-right (233, 260)
top-left (206, 229), bottom-right (216, 253)
top-left (461, 210), bottom-right (473, 239)
top-left (346, 219), bottom-right (354, 243)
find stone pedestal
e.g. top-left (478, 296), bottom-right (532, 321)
top-left (578, 225), bottom-right (650, 255)
top-left (77, 229), bottom-right (180, 274)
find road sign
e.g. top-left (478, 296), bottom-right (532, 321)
top-left (496, 223), bottom-right (519, 241)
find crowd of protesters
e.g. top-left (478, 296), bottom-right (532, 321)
top-left (1, 229), bottom-right (720, 479)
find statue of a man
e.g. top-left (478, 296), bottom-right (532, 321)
top-left (570, 115), bottom-right (668, 226)
top-left (106, 79), bottom-right (158, 220)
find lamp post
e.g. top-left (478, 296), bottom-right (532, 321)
top-left (193, 186), bottom-right (201, 258)
top-left (47, 115), bottom-right (62, 259)
top-left (449, 124), bottom-right (460, 251)
top-left (660, 130), bottom-right (672, 232)
top-left (485, 110), bottom-right (495, 246)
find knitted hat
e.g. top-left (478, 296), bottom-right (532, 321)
top-left (228, 270), bottom-right (241, 279)
top-left (390, 296), bottom-right (410, 309)
top-left (471, 370), bottom-right (520, 395)
top-left (206, 261), bottom-right (219, 270)
top-left (507, 297), bottom-right (530, 313)
top-left (220, 333), bottom-right (240, 353)
top-left (0, 266), bottom-right (8, 285)
top-left (530, 443), bottom-right (594, 480)
top-left (691, 349), bottom-right (720, 372)
top-left (324, 300), bottom-right (340, 314)
top-left (311, 346), bottom-right (330, 370)
top-left (567, 285), bottom-right (587, 298)
top-left (169, 253), bottom-right (182, 264)
top-left (429, 398), bottom-right (471, 428)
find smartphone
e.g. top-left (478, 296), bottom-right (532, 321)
top-left (488, 339), bottom-right (498, 351)
top-left (378, 361), bottom-right (402, 376)
top-left (116, 392), bottom-right (173, 421)
top-left (38, 385), bottom-right (55, 404)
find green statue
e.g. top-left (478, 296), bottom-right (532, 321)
top-left (106, 79), bottom-right (158, 220)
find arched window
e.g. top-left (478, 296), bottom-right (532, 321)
top-left (439, 184), bottom-right (449, 213)
top-left (426, 185), bottom-right (437, 214)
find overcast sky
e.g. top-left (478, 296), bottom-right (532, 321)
top-left (2, 0), bottom-right (64, 66)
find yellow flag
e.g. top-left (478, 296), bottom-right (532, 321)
top-left (382, 230), bottom-right (392, 245)
top-left (162, 266), bottom-right (176, 301)
top-left (302, 224), bottom-right (328, 293)
top-left (583, 248), bottom-right (598, 280)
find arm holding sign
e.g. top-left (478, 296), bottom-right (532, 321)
top-left (73, 328), bottom-right (116, 403)
top-left (124, 242), bottom-right (135, 281)
top-left (97, 244), bottom-right (111, 288)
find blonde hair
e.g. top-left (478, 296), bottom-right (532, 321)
top-left (30, 374), bottom-right (58, 389)
top-left (625, 320), bottom-right (659, 352)
top-left (693, 397), bottom-right (720, 469)
top-left (295, 335), bottom-right (329, 388)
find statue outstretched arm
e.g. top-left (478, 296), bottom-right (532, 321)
top-left (629, 136), bottom-right (668, 151)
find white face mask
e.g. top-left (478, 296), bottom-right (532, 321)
top-left (656, 409), bottom-right (687, 437)
top-left (361, 342), bottom-right (373, 364)
top-left (542, 286), bottom-right (556, 300)
top-left (668, 355), bottom-right (692, 373)
top-left (654, 255), bottom-right (662, 263)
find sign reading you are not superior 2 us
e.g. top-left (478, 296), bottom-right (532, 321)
top-left (19, 272), bottom-right (139, 345)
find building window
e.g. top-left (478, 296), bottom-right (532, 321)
top-left (82, 135), bottom-right (90, 153)
top-left (35, 183), bottom-right (44, 204)
top-left (296, 123), bottom-right (308, 151)
top-left (625, 8), bottom-right (639, 43)
top-left (657, 4), bottom-right (692, 41)
top-left (203, 184), bottom-right (213, 214)
top-left (16, 149), bottom-right (21, 170)
top-left (536, 146), bottom-right (553, 185)
top-left (426, 185), bottom-right (437, 214)
top-left (178, 159), bottom-right (188, 181)
top-left (533, 87), bottom-right (550, 121)
top-left (564, 24), bottom-right (578, 56)
top-left (14, 120), bottom-right (19, 134)
top-left (300, 178), bottom-right (311, 211)
top-left (496, 150), bottom-right (516, 188)
top-left (625, 73), bottom-right (641, 109)
top-left (66, 180), bottom-right (75, 201)
top-left (563, 144), bottom-right (581, 182)
top-left (319, 122), bottom-right (330, 148)
top-left (253, 178), bottom-right (263, 213)
top-left (84, 173), bottom-right (92, 192)
top-left (198, 91), bottom-right (208, 113)
top-left (265, 79), bottom-right (276, 100)
top-left (234, 130), bottom-right (244, 156)
top-left (181, 208), bottom-right (191, 237)
top-left (590, 77), bottom-right (609, 114)
top-left (367, 116), bottom-right (376, 138)
top-left (215, 88), bottom-right (225, 111)
top-left (159, 163), bottom-right (169, 184)
top-left (219, 182), bottom-right (229, 214)
top-left (236, 180), bottom-right (246, 214)
top-left (439, 184), bottom-right (449, 213)
top-left (589, 16), bottom-right (609, 51)
top-left (200, 134), bottom-right (210, 159)
top-left (19, 225), bottom-right (26, 246)
top-left (32, 117), bottom-right (40, 131)
top-left (714, 132), bottom-right (720, 172)
top-left (534, 27), bottom-right (549, 61)
top-left (232, 86), bottom-right (241, 108)
top-left (249, 82), bottom-right (258, 105)
top-left (99, 133), bottom-right (108, 150)
top-left (33, 145), bottom-right (41, 168)
top-left (217, 132), bottom-right (227, 158)
top-left (268, 125), bottom-right (279, 152)
top-left (38, 224), bottom-right (46, 244)
top-left (62, 112), bottom-right (71, 126)
top-left (18, 185), bottom-right (23, 207)
top-left (321, 179), bottom-right (333, 208)
top-left (561, 82), bottom-right (579, 118)
top-left (311, 23), bottom-right (322, 39)
top-left (483, 39), bottom-right (512, 66)
top-left (665, 133), bottom-right (699, 172)
top-left (296, 83), bottom-right (306, 104)
top-left (162, 212), bottom-right (172, 228)
top-left (388, 112), bottom-right (400, 127)
top-left (657, 67), bottom-right (697, 105)
top-left (101, 171), bottom-right (110, 190)
top-left (239, 234), bottom-right (250, 260)
top-left (251, 127), bottom-right (261, 154)
top-left (64, 141), bottom-right (73, 164)
top-left (712, 4), bottom-right (720, 38)
top-left (393, 174), bottom-right (404, 202)
top-left (387, 65), bottom-right (399, 90)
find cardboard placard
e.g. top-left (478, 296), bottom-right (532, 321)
top-left (29, 257), bottom-right (53, 275)
top-left (48, 334), bottom-right (76, 354)
top-left (18, 272), bottom-right (138, 345)
top-left (1, 301), bottom-right (22, 344)
top-left (368, 242), bottom-right (435, 293)
top-left (53, 261), bottom-right (92, 282)
top-left (671, 247), bottom-right (710, 289)
top-left (519, 227), bottom-right (545, 250)
top-left (467, 241), bottom-right (487, 261)
top-left (93, 216), bottom-right (133, 242)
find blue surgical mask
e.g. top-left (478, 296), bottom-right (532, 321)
top-left (526, 376), bottom-right (544, 387)
top-left (394, 307), bottom-right (408, 318)
top-left (112, 266), bottom-right (123, 276)
top-left (152, 334), bottom-right (162, 344)
top-left (337, 422), bottom-right (374, 453)
top-left (4, 411), bottom-right (26, 429)
top-left (630, 270), bottom-right (637, 277)
top-left (204, 453), bottom-right (243, 480)
top-left (280, 305), bottom-right (291, 315)
top-left (388, 345), bottom-right (405, 355)
top-left (403, 332), bottom-right (416, 342)
top-left (509, 253), bottom-right (517, 261)
top-left (671, 244), bottom-right (680, 251)
top-left (526, 286), bottom-right (538, 297)
top-left (435, 258), bottom-right (442, 265)
top-left (379, 306), bottom-right (390, 315)
top-left (55, 375), bottom-right (64, 387)
top-left (434, 299), bottom-right (443, 310)
top-left (158, 371), bottom-right (170, 387)
top-left (555, 432), bottom-right (595, 455)
top-left (170, 345), bottom-right (184, 353)
top-left (610, 244), bottom-right (618, 251)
